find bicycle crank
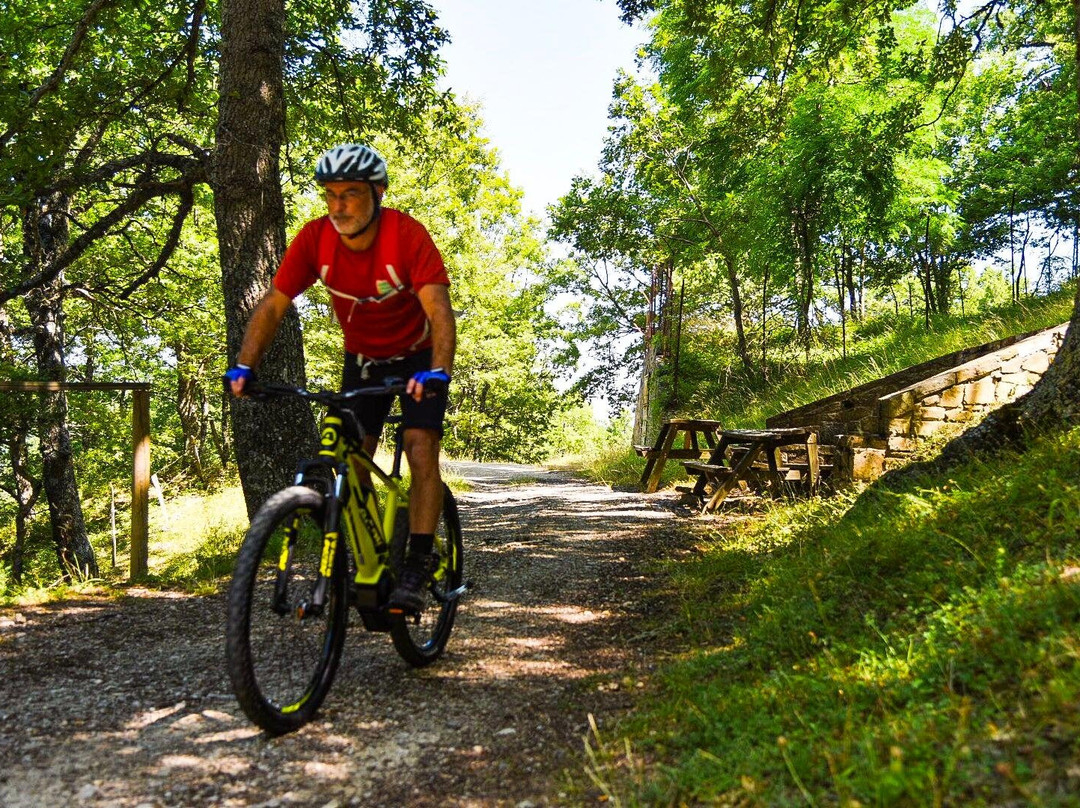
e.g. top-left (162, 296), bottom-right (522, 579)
top-left (432, 579), bottom-right (474, 605)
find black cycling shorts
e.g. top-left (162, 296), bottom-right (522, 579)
top-left (340, 348), bottom-right (447, 439)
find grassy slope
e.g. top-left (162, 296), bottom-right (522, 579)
top-left (577, 290), bottom-right (1075, 491)
top-left (583, 296), bottom-right (1080, 805)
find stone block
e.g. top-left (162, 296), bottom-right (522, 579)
top-left (921, 394), bottom-right (941, 406)
top-left (939, 386), bottom-right (965, 408)
top-left (917, 420), bottom-right (942, 437)
top-left (850, 448), bottom-right (886, 481)
top-left (881, 391), bottom-right (916, 419)
top-left (918, 405), bottom-right (947, 421)
top-left (1021, 352), bottom-right (1050, 375)
top-left (997, 382), bottom-right (1017, 402)
top-left (945, 407), bottom-right (972, 422)
top-left (1000, 372), bottom-right (1030, 387)
top-left (888, 417), bottom-right (913, 436)
top-left (966, 377), bottom-right (997, 405)
top-left (1000, 355), bottom-right (1027, 374)
top-left (884, 456), bottom-right (911, 472)
top-left (888, 436), bottom-right (918, 453)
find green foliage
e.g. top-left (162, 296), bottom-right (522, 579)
top-left (588, 425), bottom-right (1080, 805)
top-left (552, 0), bottom-right (1079, 414)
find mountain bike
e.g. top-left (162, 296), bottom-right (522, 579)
top-left (224, 380), bottom-right (468, 735)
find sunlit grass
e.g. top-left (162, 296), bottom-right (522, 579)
top-left (574, 291), bottom-right (1075, 492)
top-left (585, 426), bottom-right (1080, 805)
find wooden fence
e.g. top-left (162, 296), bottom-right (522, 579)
top-left (0, 381), bottom-right (151, 580)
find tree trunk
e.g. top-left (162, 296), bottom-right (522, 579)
top-left (633, 332), bottom-right (660, 447)
top-left (213, 0), bottom-right (318, 517)
top-left (721, 251), bottom-right (754, 377)
top-left (174, 342), bottom-right (208, 483)
top-left (793, 214), bottom-right (814, 339)
top-left (0, 308), bottom-right (40, 583)
top-left (22, 194), bottom-right (98, 579)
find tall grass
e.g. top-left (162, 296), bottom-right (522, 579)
top-left (585, 427), bottom-right (1080, 805)
top-left (681, 289), bottom-right (1075, 431)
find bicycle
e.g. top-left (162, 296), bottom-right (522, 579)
top-left (224, 380), bottom-right (468, 735)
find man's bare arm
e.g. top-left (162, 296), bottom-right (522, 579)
top-left (230, 288), bottom-right (293, 395)
top-left (416, 284), bottom-right (456, 375)
top-left (407, 284), bottom-right (456, 401)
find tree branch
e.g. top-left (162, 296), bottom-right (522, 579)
top-left (0, 174), bottom-right (197, 304)
top-left (0, 0), bottom-right (117, 153)
top-left (119, 186), bottom-right (195, 299)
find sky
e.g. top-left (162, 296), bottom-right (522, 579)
top-left (430, 0), bottom-right (646, 218)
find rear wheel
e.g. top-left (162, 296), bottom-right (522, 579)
top-left (389, 484), bottom-right (463, 667)
top-left (225, 486), bottom-right (348, 735)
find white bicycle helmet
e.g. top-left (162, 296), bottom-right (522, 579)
top-left (315, 144), bottom-right (389, 186)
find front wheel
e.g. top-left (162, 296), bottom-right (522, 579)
top-left (225, 486), bottom-right (348, 735)
top-left (389, 484), bottom-right (464, 667)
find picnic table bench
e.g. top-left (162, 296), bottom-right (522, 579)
top-left (636, 418), bottom-right (723, 493)
top-left (679, 427), bottom-right (832, 513)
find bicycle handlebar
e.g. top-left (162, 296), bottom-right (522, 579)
top-left (238, 378), bottom-right (408, 405)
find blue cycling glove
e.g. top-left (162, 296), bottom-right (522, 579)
top-left (410, 368), bottom-right (450, 398)
top-left (224, 364), bottom-right (253, 385)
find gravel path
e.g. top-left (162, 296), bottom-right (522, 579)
top-left (0, 465), bottom-right (686, 807)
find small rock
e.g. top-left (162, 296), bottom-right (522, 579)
top-left (516, 801), bottom-right (537, 808)
top-left (13, 613), bottom-right (26, 624)
top-left (496, 727), bottom-right (517, 736)
top-left (76, 783), bottom-right (100, 801)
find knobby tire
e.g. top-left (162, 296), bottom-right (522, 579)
top-left (389, 484), bottom-right (464, 667)
top-left (225, 486), bottom-right (348, 735)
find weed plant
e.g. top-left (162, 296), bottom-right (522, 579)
top-left (587, 427), bottom-right (1080, 805)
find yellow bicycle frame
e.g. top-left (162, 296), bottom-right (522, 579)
top-left (316, 414), bottom-right (410, 587)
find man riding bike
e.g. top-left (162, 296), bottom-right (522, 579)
top-left (226, 143), bottom-right (456, 614)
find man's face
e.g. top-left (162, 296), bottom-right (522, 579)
top-left (323, 181), bottom-right (383, 236)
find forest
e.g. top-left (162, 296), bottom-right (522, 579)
top-left (2, 0), bottom-right (1080, 803)
top-left (1, 0), bottom-right (1077, 597)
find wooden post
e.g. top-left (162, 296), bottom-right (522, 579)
top-left (0, 381), bottom-right (152, 581)
top-left (110, 484), bottom-right (117, 569)
top-left (806, 432), bottom-right (820, 495)
top-left (131, 388), bottom-right (150, 579)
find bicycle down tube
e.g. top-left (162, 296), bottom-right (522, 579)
top-left (293, 412), bottom-right (408, 617)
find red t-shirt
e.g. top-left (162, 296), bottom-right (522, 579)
top-left (274, 208), bottom-right (449, 358)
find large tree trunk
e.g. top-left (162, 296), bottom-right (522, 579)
top-left (213, 0), bottom-right (318, 517)
top-left (22, 194), bottom-right (98, 579)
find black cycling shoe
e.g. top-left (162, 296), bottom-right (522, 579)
top-left (388, 552), bottom-right (437, 614)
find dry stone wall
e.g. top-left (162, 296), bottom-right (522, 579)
top-left (767, 323), bottom-right (1068, 483)
top-left (867, 324), bottom-right (1065, 475)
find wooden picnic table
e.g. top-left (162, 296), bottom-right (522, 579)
top-left (681, 427), bottom-right (823, 513)
top-left (635, 418), bottom-right (723, 493)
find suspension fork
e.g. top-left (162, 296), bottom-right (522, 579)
top-left (306, 465), bottom-right (348, 616)
top-left (278, 466), bottom-right (347, 620)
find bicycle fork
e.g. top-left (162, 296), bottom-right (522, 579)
top-left (274, 474), bottom-right (347, 620)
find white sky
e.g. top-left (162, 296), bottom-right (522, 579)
top-left (430, 0), bottom-right (645, 218)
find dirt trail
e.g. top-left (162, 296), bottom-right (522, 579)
top-left (0, 465), bottom-right (686, 808)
